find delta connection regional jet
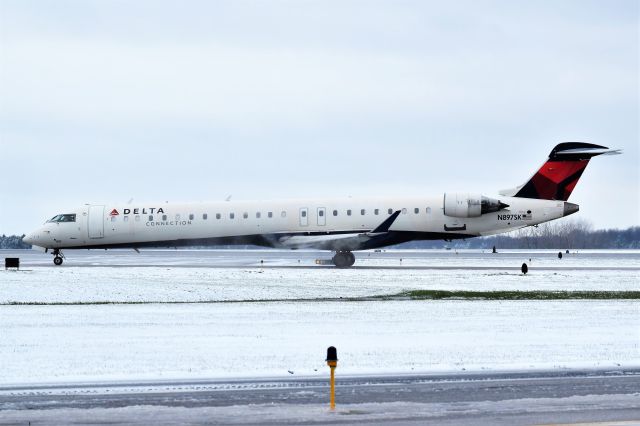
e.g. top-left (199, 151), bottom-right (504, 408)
top-left (24, 142), bottom-right (619, 267)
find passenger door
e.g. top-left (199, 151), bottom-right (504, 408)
top-left (88, 205), bottom-right (105, 239)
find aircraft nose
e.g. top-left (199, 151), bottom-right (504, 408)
top-left (23, 230), bottom-right (43, 246)
top-left (23, 233), bottom-right (34, 245)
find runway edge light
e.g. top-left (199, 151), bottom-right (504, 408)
top-left (326, 346), bottom-right (338, 410)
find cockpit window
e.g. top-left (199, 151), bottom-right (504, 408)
top-left (48, 214), bottom-right (76, 223)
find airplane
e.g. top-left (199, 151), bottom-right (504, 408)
top-left (23, 142), bottom-right (620, 267)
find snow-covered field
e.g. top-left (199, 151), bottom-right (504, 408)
top-left (2, 300), bottom-right (638, 385)
top-left (2, 267), bottom-right (639, 304)
top-left (1, 249), bottom-right (638, 304)
top-left (0, 249), bottom-right (638, 385)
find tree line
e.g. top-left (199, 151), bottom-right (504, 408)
top-left (399, 220), bottom-right (639, 249)
top-left (483, 220), bottom-right (639, 249)
top-left (0, 234), bottom-right (32, 249)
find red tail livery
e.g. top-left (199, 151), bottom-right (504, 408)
top-left (509, 142), bottom-right (619, 201)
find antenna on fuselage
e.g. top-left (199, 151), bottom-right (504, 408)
top-left (225, 195), bottom-right (232, 201)
top-left (127, 198), bottom-right (134, 204)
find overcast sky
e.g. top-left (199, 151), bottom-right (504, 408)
top-left (1, 0), bottom-right (638, 235)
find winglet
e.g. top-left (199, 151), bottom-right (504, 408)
top-left (371, 210), bottom-right (401, 233)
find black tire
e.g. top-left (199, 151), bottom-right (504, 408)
top-left (332, 253), bottom-right (347, 268)
top-left (53, 256), bottom-right (63, 266)
top-left (332, 252), bottom-right (355, 268)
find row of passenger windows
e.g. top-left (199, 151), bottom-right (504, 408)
top-left (335, 207), bottom-right (432, 216)
top-left (113, 211), bottom-right (286, 222)
top-left (111, 207), bottom-right (433, 222)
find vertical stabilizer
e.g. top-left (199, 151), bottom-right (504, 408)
top-left (500, 142), bottom-right (620, 201)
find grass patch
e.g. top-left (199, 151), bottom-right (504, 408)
top-left (398, 290), bottom-right (640, 300)
top-left (3, 291), bottom-right (639, 306)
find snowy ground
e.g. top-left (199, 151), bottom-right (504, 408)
top-left (2, 300), bottom-right (639, 385)
top-left (0, 249), bottom-right (638, 386)
top-left (1, 249), bottom-right (638, 304)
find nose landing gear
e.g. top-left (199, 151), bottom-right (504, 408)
top-left (332, 251), bottom-right (355, 268)
top-left (52, 249), bottom-right (64, 266)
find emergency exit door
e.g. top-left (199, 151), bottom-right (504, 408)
top-left (317, 207), bottom-right (326, 226)
top-left (88, 205), bottom-right (105, 239)
top-left (299, 207), bottom-right (308, 226)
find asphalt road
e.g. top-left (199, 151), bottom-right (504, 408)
top-left (1, 369), bottom-right (639, 425)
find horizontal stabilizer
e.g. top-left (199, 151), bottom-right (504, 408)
top-left (547, 143), bottom-right (621, 160)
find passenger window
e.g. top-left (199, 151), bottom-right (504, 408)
top-left (301, 210), bottom-right (307, 217)
top-left (135, 215), bottom-right (140, 222)
top-left (216, 213), bottom-right (221, 219)
top-left (319, 210), bottom-right (324, 217)
top-left (256, 212), bottom-right (261, 218)
top-left (388, 208), bottom-right (393, 214)
top-left (361, 209), bottom-right (365, 215)
top-left (230, 213), bottom-right (235, 219)
top-left (111, 216), bottom-right (117, 222)
top-left (124, 216), bottom-right (129, 222)
top-left (281, 211), bottom-right (286, 218)
top-left (374, 209), bottom-right (379, 215)
top-left (203, 213), bottom-right (208, 220)
top-left (149, 215), bottom-right (153, 221)
top-left (414, 208), bottom-right (419, 214)
top-left (243, 212), bottom-right (248, 219)
top-left (189, 214), bottom-right (194, 220)
top-left (426, 207), bottom-right (431, 214)
top-left (347, 209), bottom-right (352, 216)
top-left (175, 214), bottom-right (180, 221)
top-left (162, 215), bottom-right (167, 221)
top-left (268, 212), bottom-right (273, 218)
top-left (333, 210), bottom-right (338, 216)
top-left (402, 208), bottom-right (407, 214)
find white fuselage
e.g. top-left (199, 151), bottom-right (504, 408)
top-left (24, 194), bottom-right (569, 251)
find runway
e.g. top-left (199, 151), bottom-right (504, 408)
top-left (1, 369), bottom-right (639, 425)
top-left (4, 248), bottom-right (640, 270)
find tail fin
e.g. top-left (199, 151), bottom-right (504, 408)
top-left (500, 142), bottom-right (621, 201)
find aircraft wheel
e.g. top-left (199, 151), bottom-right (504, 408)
top-left (332, 251), bottom-right (355, 268)
top-left (53, 256), bottom-right (63, 266)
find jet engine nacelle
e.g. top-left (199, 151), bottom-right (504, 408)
top-left (443, 193), bottom-right (509, 218)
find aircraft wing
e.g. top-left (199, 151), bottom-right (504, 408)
top-left (275, 211), bottom-right (402, 251)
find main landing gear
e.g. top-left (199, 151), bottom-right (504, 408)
top-left (332, 251), bottom-right (355, 268)
top-left (52, 249), bottom-right (64, 266)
